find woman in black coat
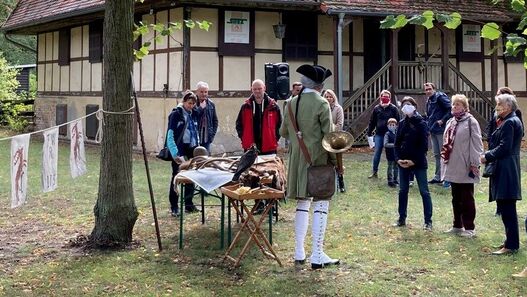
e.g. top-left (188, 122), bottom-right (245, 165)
top-left (481, 93), bottom-right (523, 255)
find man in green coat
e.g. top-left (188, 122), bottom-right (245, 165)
top-left (280, 64), bottom-right (339, 269)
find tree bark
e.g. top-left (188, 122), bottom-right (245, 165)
top-left (91, 0), bottom-right (138, 246)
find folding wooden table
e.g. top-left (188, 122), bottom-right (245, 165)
top-left (220, 184), bottom-right (284, 267)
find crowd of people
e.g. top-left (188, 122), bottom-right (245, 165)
top-left (162, 64), bottom-right (526, 274)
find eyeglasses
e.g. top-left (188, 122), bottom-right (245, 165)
top-left (425, 88), bottom-right (433, 91)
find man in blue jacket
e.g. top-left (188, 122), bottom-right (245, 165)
top-left (424, 82), bottom-right (451, 185)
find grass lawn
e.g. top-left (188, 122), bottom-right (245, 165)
top-left (1, 131), bottom-right (527, 296)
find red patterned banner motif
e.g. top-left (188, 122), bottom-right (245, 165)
top-left (69, 120), bottom-right (87, 178)
top-left (42, 127), bottom-right (59, 192)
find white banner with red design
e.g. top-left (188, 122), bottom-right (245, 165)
top-left (42, 127), bottom-right (59, 192)
top-left (10, 134), bottom-right (30, 208)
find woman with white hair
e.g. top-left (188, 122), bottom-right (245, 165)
top-left (480, 94), bottom-right (523, 256)
top-left (441, 94), bottom-right (483, 238)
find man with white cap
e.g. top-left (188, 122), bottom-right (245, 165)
top-left (280, 64), bottom-right (340, 269)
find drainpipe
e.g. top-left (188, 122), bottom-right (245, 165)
top-left (337, 13), bottom-right (344, 106)
top-left (4, 33), bottom-right (36, 54)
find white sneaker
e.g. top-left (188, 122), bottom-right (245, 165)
top-left (459, 230), bottom-right (476, 238)
top-left (443, 227), bottom-right (464, 234)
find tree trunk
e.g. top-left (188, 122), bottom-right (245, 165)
top-left (91, 0), bottom-right (138, 246)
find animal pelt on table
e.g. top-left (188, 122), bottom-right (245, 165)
top-left (177, 155), bottom-right (286, 192)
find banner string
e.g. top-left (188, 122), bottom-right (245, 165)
top-left (0, 102), bottom-right (135, 142)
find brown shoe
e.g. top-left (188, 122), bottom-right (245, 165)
top-left (492, 247), bottom-right (517, 255)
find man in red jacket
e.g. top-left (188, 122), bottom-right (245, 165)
top-left (235, 79), bottom-right (282, 155)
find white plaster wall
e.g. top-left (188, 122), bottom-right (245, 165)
top-left (91, 62), bottom-right (102, 91)
top-left (38, 34), bottom-right (46, 61)
top-left (141, 55), bottom-right (154, 91)
top-left (459, 62), bottom-right (483, 90)
top-left (169, 8), bottom-right (184, 48)
top-left (191, 8), bottom-right (218, 47)
top-left (45, 64), bottom-right (52, 91)
top-left (190, 51), bottom-right (219, 90)
top-left (37, 65), bottom-right (45, 91)
top-left (483, 59), bottom-right (506, 91)
top-left (318, 55), bottom-right (334, 90)
top-left (59, 66), bottom-right (69, 93)
top-left (45, 33), bottom-right (53, 61)
top-left (155, 10), bottom-right (168, 50)
top-left (507, 63), bottom-right (526, 91)
top-left (223, 57), bottom-right (251, 90)
top-left (52, 63), bottom-right (60, 91)
top-left (82, 61), bottom-right (91, 92)
top-left (154, 53), bottom-right (168, 92)
top-left (352, 56), bottom-right (364, 89)
top-left (52, 31), bottom-right (59, 60)
top-left (70, 62), bottom-right (81, 91)
top-left (255, 11), bottom-right (281, 50)
top-left (168, 52), bottom-right (184, 91)
top-left (82, 26), bottom-right (89, 57)
top-left (70, 27), bottom-right (82, 58)
top-left (318, 15), bottom-right (333, 52)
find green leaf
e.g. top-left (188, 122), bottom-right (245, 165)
top-left (134, 49), bottom-right (146, 60)
top-left (143, 41), bottom-right (151, 48)
top-left (523, 54), bottom-right (527, 69)
top-left (517, 16), bottom-right (527, 30)
top-left (169, 22), bottom-right (182, 30)
top-left (481, 23), bottom-right (501, 40)
top-left (380, 15), bottom-right (396, 29)
top-left (407, 15), bottom-right (426, 26)
top-left (421, 10), bottom-right (434, 30)
top-left (154, 36), bottom-right (162, 44)
top-left (151, 23), bottom-right (165, 32)
top-left (184, 20), bottom-right (196, 29)
top-left (444, 12), bottom-right (461, 29)
top-left (512, 0), bottom-right (526, 13)
top-left (197, 21), bottom-right (212, 31)
top-left (435, 13), bottom-right (451, 24)
top-left (139, 46), bottom-right (149, 56)
top-left (393, 15), bottom-right (408, 28)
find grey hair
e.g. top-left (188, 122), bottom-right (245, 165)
top-left (300, 75), bottom-right (324, 90)
top-left (196, 81), bottom-right (209, 89)
top-left (495, 93), bottom-right (518, 112)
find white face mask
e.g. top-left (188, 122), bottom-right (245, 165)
top-left (401, 104), bottom-right (416, 116)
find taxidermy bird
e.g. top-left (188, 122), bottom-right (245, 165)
top-left (232, 144), bottom-right (258, 181)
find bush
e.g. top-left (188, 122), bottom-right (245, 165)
top-left (0, 54), bottom-right (31, 131)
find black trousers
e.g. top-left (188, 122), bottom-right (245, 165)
top-left (168, 144), bottom-right (196, 211)
top-left (496, 200), bottom-right (519, 250)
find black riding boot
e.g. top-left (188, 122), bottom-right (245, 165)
top-left (338, 174), bottom-right (346, 193)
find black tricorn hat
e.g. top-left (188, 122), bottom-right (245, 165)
top-left (296, 64), bottom-right (332, 84)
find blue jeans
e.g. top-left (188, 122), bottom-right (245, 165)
top-left (372, 134), bottom-right (384, 173)
top-left (430, 133), bottom-right (443, 181)
top-left (398, 167), bottom-right (433, 224)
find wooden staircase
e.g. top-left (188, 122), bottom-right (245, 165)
top-left (343, 60), bottom-right (493, 144)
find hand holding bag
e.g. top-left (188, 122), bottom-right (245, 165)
top-left (482, 161), bottom-right (496, 178)
top-left (287, 104), bottom-right (335, 199)
top-left (156, 147), bottom-right (172, 161)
